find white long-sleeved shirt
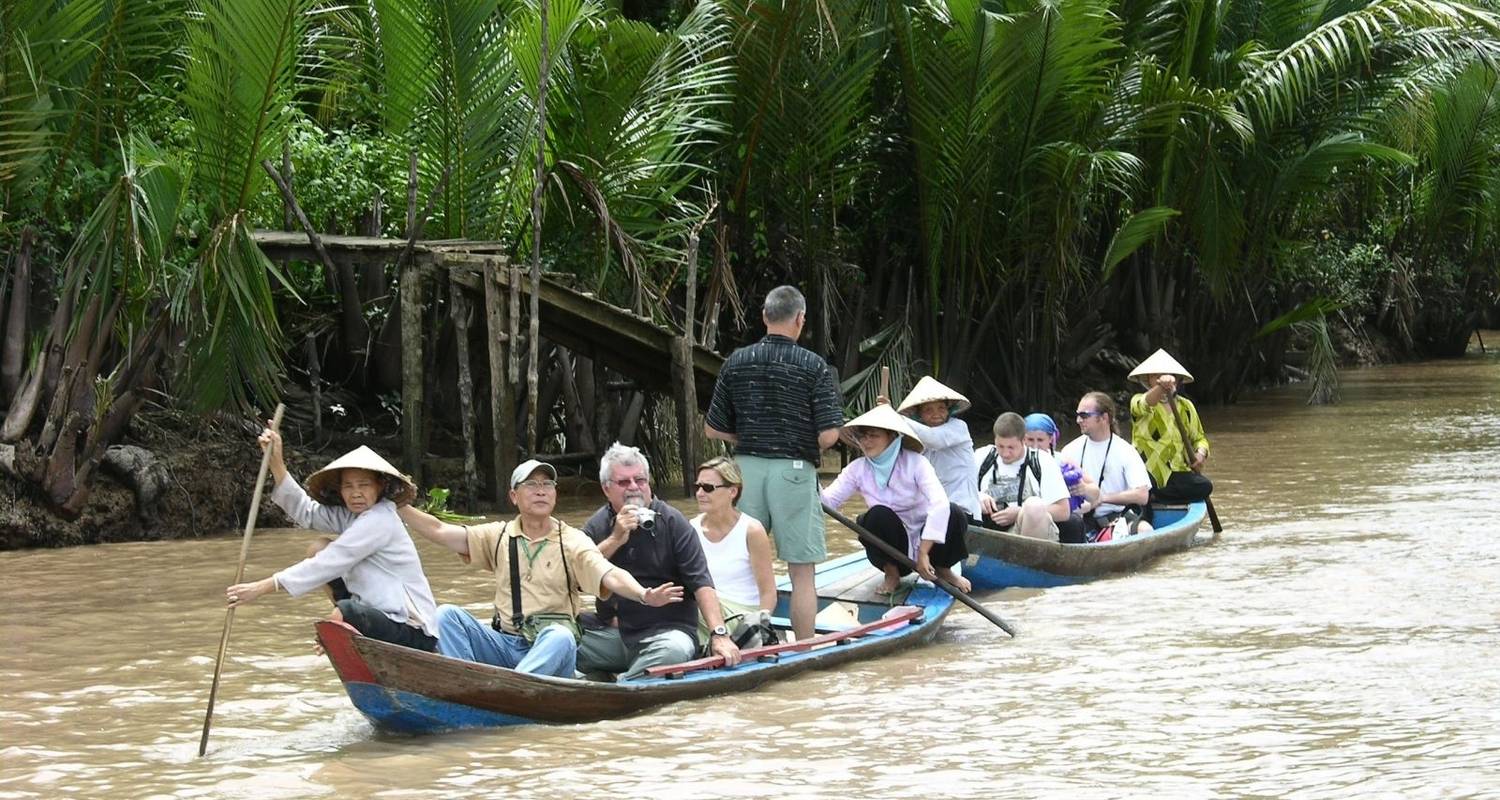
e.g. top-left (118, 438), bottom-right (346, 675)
top-left (270, 475), bottom-right (439, 637)
top-left (910, 417), bottom-right (980, 518)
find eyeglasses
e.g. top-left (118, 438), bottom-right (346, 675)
top-left (694, 482), bottom-right (731, 493)
top-left (516, 479), bottom-right (557, 491)
top-left (1075, 410), bottom-right (1102, 419)
top-left (610, 476), bottom-right (650, 489)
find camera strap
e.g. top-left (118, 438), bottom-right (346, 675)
top-left (508, 532), bottom-right (524, 632)
top-left (505, 519), bottom-right (577, 633)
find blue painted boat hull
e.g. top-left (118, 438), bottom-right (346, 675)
top-left (963, 502), bottom-right (1208, 591)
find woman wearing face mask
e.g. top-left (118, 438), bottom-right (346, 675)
top-left (820, 405), bottom-right (970, 595)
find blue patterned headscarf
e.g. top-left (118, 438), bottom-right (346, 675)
top-left (1023, 413), bottom-right (1060, 450)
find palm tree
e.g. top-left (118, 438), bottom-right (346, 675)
top-left (1, 0), bottom-right (309, 515)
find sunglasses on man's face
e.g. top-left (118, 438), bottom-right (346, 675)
top-left (1075, 410), bottom-right (1102, 419)
top-left (694, 482), bottom-right (731, 494)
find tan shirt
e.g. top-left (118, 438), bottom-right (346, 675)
top-left (466, 517), bottom-right (616, 636)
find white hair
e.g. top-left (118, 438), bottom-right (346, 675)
top-left (599, 441), bottom-right (651, 484)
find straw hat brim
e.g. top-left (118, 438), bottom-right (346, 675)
top-left (1128, 349), bottom-right (1195, 386)
top-left (842, 404), bottom-right (924, 453)
top-left (304, 445), bottom-right (417, 506)
top-left (897, 375), bottom-right (971, 415)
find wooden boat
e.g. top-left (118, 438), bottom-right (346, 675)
top-left (315, 551), bottom-right (953, 733)
top-left (962, 502), bottom-right (1208, 591)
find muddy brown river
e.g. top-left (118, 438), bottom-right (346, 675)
top-left (2, 345), bottom-right (1497, 799)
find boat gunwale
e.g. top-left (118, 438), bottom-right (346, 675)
top-left (964, 502), bottom-right (1208, 580)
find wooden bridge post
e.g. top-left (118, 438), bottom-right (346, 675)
top-left (449, 274), bottom-right (479, 511)
top-left (399, 263), bottom-right (425, 484)
top-left (484, 259), bottom-right (517, 510)
top-left (671, 335), bottom-right (697, 498)
top-left (674, 228), bottom-right (701, 497)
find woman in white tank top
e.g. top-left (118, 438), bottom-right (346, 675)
top-left (690, 458), bottom-right (778, 636)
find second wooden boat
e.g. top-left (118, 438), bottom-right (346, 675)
top-left (962, 502), bottom-right (1208, 590)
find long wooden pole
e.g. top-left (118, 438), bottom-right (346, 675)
top-left (525, 0), bottom-right (552, 455)
top-left (1164, 394), bottom-right (1222, 534)
top-left (198, 403), bottom-right (285, 757)
top-left (822, 503), bottom-right (1016, 637)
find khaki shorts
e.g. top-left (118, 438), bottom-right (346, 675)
top-left (736, 455), bottom-right (827, 564)
top-left (1011, 513), bottom-right (1060, 543)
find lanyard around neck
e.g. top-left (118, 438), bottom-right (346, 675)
top-left (1081, 435), bottom-right (1112, 480)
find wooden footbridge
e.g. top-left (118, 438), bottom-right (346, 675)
top-left (253, 231), bottom-right (724, 502)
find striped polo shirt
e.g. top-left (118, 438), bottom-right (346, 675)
top-left (706, 334), bottom-right (845, 462)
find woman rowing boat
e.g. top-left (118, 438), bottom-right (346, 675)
top-left (820, 405), bottom-right (971, 594)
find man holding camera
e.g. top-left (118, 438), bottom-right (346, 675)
top-left (396, 459), bottom-right (683, 678)
top-left (577, 442), bottom-right (742, 680)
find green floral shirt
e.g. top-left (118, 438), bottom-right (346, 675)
top-left (1129, 393), bottom-right (1210, 487)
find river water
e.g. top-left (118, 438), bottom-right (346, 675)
top-left (2, 345), bottom-right (1497, 799)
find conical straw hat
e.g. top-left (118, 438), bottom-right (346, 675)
top-left (305, 445), bottom-right (417, 506)
top-left (842, 404), bottom-right (924, 453)
top-left (897, 376), bottom-right (971, 415)
top-left (1128, 348), bottom-right (1195, 385)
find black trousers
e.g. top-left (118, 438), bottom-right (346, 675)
top-left (336, 598), bottom-right (438, 652)
top-left (1057, 513), bottom-right (1089, 544)
top-left (858, 503), bottom-right (969, 575)
top-left (1149, 471), bottom-right (1214, 504)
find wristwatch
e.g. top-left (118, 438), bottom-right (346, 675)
top-left (710, 624), bottom-right (729, 638)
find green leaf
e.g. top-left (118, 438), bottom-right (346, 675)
top-left (1101, 205), bottom-right (1180, 279)
top-left (1253, 296), bottom-right (1344, 339)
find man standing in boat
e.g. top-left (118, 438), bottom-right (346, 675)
top-left (397, 459), bottom-right (683, 678)
top-left (577, 443), bottom-right (742, 680)
top-left (705, 285), bottom-right (845, 643)
top-left (1128, 349), bottom-right (1214, 505)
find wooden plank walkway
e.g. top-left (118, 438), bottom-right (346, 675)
top-left (251, 231), bottom-right (723, 404)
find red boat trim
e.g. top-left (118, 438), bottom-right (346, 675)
top-left (646, 605), bottom-right (925, 679)
top-left (316, 619), bottom-right (379, 684)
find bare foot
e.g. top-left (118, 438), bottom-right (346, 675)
top-left (875, 566), bottom-right (901, 595)
top-left (936, 568), bottom-right (971, 593)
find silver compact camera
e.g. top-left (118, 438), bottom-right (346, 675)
top-left (634, 507), bottom-right (657, 531)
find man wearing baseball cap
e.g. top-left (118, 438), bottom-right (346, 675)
top-left (398, 459), bottom-right (683, 678)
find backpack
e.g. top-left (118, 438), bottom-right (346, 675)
top-left (976, 446), bottom-right (1043, 504)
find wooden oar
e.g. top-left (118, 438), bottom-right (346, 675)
top-left (879, 365), bottom-right (890, 402)
top-left (1163, 394), bottom-right (1222, 534)
top-left (645, 606), bottom-right (925, 678)
top-left (822, 503), bottom-right (1016, 637)
top-left (198, 403), bottom-right (284, 757)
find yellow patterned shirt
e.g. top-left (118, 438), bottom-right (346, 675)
top-left (1129, 393), bottom-right (1210, 487)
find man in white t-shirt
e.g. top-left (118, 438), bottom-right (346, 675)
top-left (974, 412), bottom-right (1070, 542)
top-left (1059, 391), bottom-right (1152, 533)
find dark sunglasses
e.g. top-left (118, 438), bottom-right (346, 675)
top-left (1075, 410), bottom-right (1103, 419)
top-left (694, 482), bottom-right (732, 493)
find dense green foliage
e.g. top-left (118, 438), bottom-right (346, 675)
top-left (3, 0), bottom-right (1498, 433)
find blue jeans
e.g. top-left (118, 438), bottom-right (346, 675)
top-left (434, 604), bottom-right (577, 678)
